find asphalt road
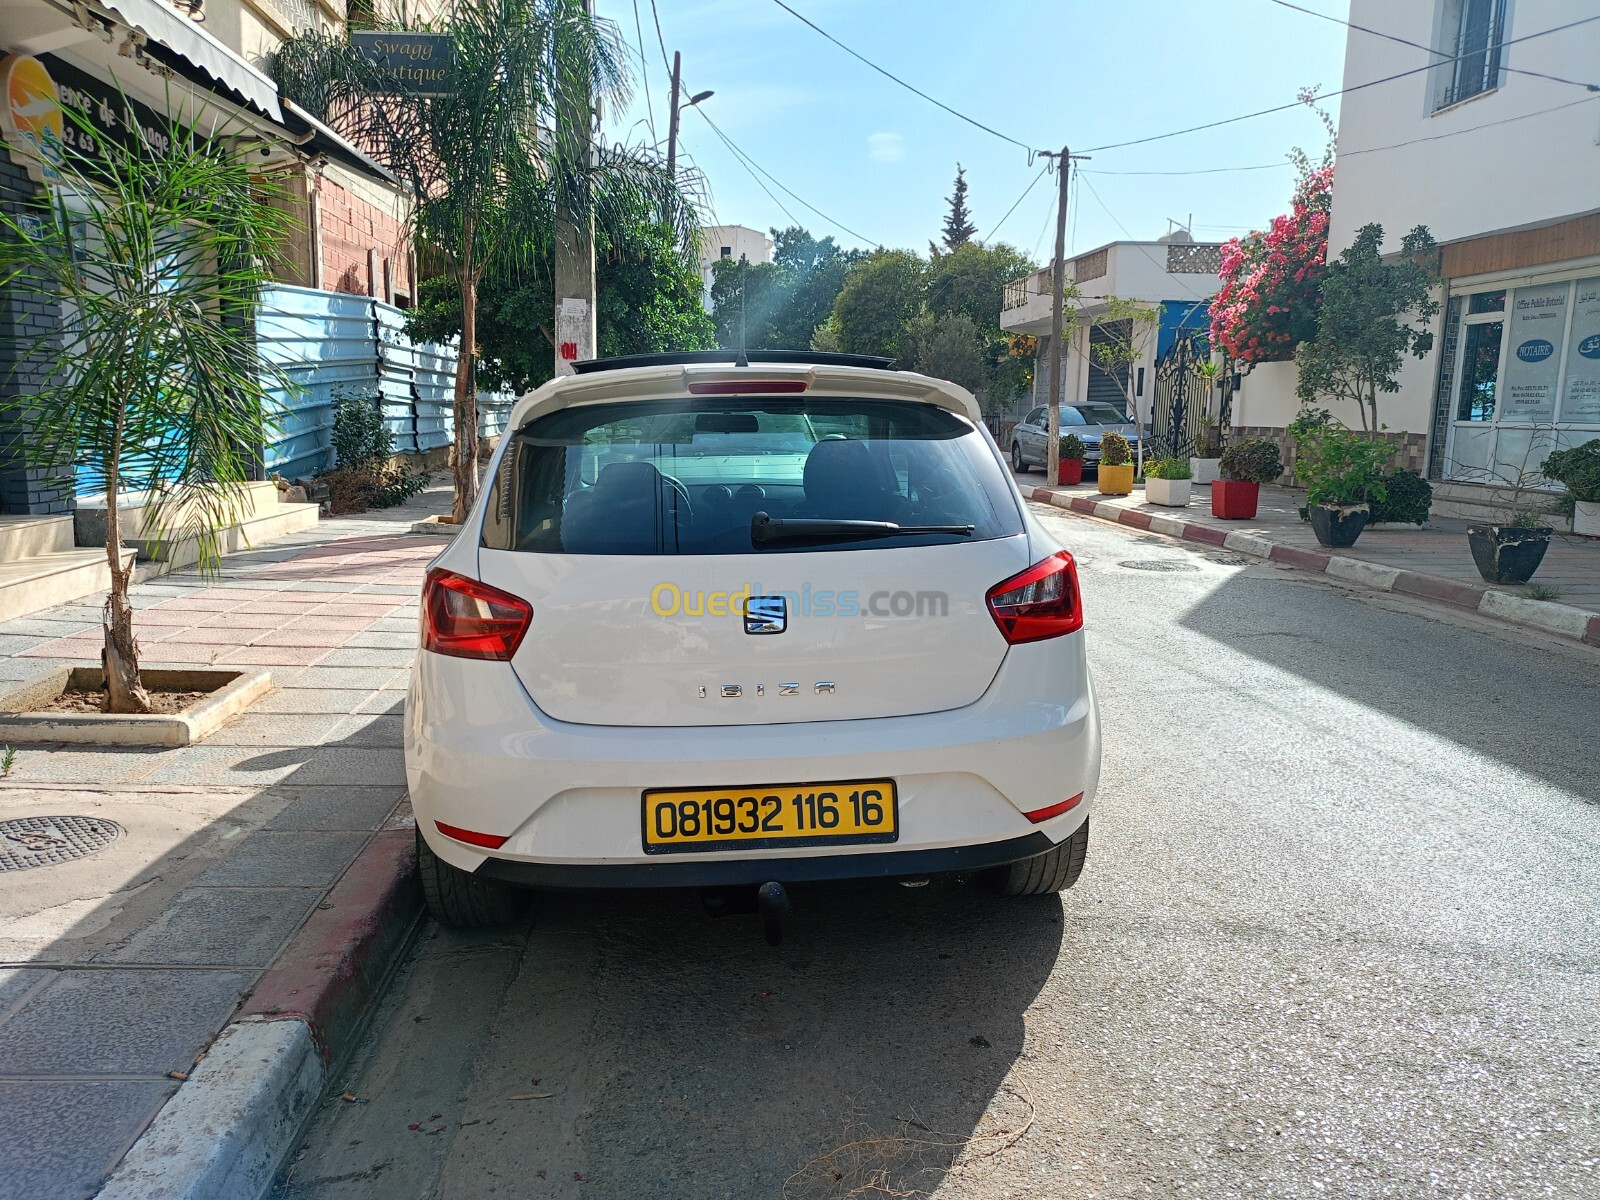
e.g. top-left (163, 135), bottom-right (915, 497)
top-left (274, 503), bottom-right (1600, 1200)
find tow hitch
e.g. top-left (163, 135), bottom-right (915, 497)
top-left (700, 880), bottom-right (793, 946)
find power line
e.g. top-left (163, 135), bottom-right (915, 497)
top-left (1085, 162), bottom-right (1292, 177)
top-left (767, 0), bottom-right (1035, 152)
top-left (983, 165), bottom-right (1048, 241)
top-left (1083, 11), bottom-right (1600, 154)
top-left (694, 108), bottom-right (879, 245)
top-left (1340, 92), bottom-right (1599, 158)
top-left (1266, 0), bottom-right (1600, 93)
top-left (646, 0), bottom-right (673, 76)
top-left (1074, 174), bottom-right (1210, 301)
top-left (629, 0), bottom-right (658, 145)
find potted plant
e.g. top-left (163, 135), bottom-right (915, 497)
top-left (1289, 410), bottom-right (1388, 548)
top-left (1057, 434), bottom-right (1086, 486)
top-left (1467, 511), bottom-right (1554, 584)
top-left (1212, 438), bottom-right (1283, 519)
top-left (1096, 433), bottom-right (1135, 496)
top-left (1190, 413), bottom-right (1223, 485)
top-left (1542, 440), bottom-right (1600, 537)
top-left (1144, 457), bottom-right (1192, 507)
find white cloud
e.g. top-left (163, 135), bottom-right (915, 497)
top-left (868, 132), bottom-right (905, 164)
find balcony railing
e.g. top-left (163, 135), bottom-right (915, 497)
top-left (1166, 243), bottom-right (1223, 274)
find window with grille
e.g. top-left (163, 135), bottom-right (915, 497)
top-left (1436, 0), bottom-right (1506, 110)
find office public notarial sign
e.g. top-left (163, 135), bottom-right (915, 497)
top-left (350, 32), bottom-right (454, 96)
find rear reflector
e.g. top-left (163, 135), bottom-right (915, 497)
top-left (986, 552), bottom-right (1083, 643)
top-left (1024, 793), bottom-right (1084, 824)
top-left (435, 821), bottom-right (509, 849)
top-left (422, 568), bottom-right (532, 661)
top-left (685, 380), bottom-right (808, 395)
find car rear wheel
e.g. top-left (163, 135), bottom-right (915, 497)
top-left (987, 818), bottom-right (1089, 896)
top-left (1012, 442), bottom-right (1028, 473)
top-left (417, 828), bottom-right (529, 928)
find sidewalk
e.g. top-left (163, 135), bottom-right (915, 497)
top-left (1017, 474), bottom-right (1600, 647)
top-left (0, 484), bottom-right (452, 1200)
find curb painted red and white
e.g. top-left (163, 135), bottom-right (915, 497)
top-left (1026, 485), bottom-right (1600, 649)
top-left (97, 830), bottom-right (422, 1200)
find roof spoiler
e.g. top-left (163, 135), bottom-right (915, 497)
top-left (571, 350), bottom-right (896, 374)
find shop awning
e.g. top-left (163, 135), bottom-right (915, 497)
top-left (93, 0), bottom-right (284, 121)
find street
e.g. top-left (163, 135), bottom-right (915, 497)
top-left (273, 501), bottom-right (1600, 1200)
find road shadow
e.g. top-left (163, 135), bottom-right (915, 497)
top-left (1176, 570), bottom-right (1600, 803)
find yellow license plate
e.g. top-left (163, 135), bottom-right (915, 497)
top-left (642, 779), bottom-right (898, 854)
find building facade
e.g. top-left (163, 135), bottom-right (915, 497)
top-left (698, 223), bottom-right (773, 309)
top-left (1326, 0), bottom-right (1600, 499)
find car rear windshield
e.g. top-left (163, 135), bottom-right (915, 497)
top-left (481, 397), bottom-right (1023, 555)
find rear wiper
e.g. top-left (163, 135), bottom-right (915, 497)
top-left (751, 512), bottom-right (975, 545)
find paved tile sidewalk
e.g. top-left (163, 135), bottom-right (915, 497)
top-left (0, 486), bottom-right (450, 1200)
top-left (1021, 473), bottom-right (1600, 617)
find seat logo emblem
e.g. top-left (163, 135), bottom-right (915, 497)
top-left (744, 595), bottom-right (787, 634)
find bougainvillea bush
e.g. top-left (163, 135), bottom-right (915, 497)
top-left (1210, 166), bottom-right (1332, 364)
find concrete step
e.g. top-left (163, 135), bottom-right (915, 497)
top-left (0, 546), bottom-right (135, 625)
top-left (73, 481), bottom-right (288, 545)
top-left (124, 501), bottom-right (322, 568)
top-left (0, 514), bottom-right (75, 561)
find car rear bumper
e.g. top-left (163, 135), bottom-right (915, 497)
top-left (405, 637), bottom-right (1100, 882)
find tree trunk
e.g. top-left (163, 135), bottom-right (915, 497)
top-left (100, 459), bottom-right (152, 714)
top-left (452, 272), bottom-right (480, 525)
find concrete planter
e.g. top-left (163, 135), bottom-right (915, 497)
top-left (1189, 457), bottom-right (1221, 485)
top-left (1575, 500), bottom-right (1600, 537)
top-left (1145, 477), bottom-right (1192, 507)
top-left (0, 667), bottom-right (272, 747)
top-left (411, 514), bottom-right (462, 537)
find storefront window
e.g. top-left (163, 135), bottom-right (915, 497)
top-left (1456, 321), bottom-right (1501, 421)
top-left (1500, 282), bottom-right (1568, 423)
top-left (1467, 289), bottom-right (1506, 314)
top-left (1561, 277), bottom-right (1600, 422)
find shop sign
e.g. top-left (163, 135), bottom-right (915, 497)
top-left (350, 32), bottom-right (454, 96)
top-left (1501, 283), bottom-right (1567, 422)
top-left (1561, 279), bottom-right (1600, 422)
top-left (0, 54), bottom-right (65, 181)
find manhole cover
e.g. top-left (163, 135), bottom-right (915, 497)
top-left (1118, 559), bottom-right (1200, 573)
top-left (0, 816), bottom-right (123, 872)
top-left (1208, 555), bottom-right (1253, 567)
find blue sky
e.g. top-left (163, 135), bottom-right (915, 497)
top-left (596, 0), bottom-right (1353, 261)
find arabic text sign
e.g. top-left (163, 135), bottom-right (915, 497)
top-left (351, 32), bottom-right (454, 97)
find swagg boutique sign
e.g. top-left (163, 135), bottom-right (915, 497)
top-left (350, 32), bottom-right (454, 97)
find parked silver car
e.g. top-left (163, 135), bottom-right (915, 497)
top-left (1010, 403), bottom-right (1141, 473)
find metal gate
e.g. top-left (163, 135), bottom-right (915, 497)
top-left (1147, 335), bottom-right (1212, 459)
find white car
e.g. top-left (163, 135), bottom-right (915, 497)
top-left (404, 351), bottom-right (1101, 932)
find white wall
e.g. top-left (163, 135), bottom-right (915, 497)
top-left (1329, 0), bottom-right (1600, 255)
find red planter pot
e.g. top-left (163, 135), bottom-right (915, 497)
top-left (1211, 480), bottom-right (1260, 519)
top-left (1058, 458), bottom-right (1084, 485)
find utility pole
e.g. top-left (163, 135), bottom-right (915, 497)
top-left (553, 0), bottom-right (597, 378)
top-left (1043, 146), bottom-right (1070, 487)
top-left (665, 52), bottom-right (712, 179)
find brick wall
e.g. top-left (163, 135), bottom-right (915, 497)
top-left (1231, 424), bottom-right (1428, 487)
top-left (0, 150), bottom-right (72, 516)
top-left (317, 173), bottom-right (411, 303)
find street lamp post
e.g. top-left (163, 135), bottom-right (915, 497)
top-left (665, 50), bottom-right (712, 178)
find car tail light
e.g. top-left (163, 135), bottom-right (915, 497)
top-left (986, 552), bottom-right (1083, 643)
top-left (685, 380), bottom-right (808, 395)
top-left (1024, 793), bottom-right (1084, 823)
top-left (422, 568), bottom-right (532, 661)
top-left (435, 821), bottom-right (509, 849)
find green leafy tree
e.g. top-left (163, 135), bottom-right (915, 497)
top-left (708, 255), bottom-right (784, 349)
top-left (825, 250), bottom-right (928, 360)
top-left (272, 0), bottom-right (694, 523)
top-left (1295, 223), bottom-right (1441, 434)
top-left (0, 101), bottom-right (289, 712)
top-left (940, 164), bottom-right (977, 252)
top-left (904, 312), bottom-right (989, 399)
top-left (767, 226), bottom-right (861, 349)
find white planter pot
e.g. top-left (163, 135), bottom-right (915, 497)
top-left (1189, 457), bottom-right (1221, 485)
top-left (1145, 476), bottom-right (1192, 507)
top-left (1575, 499), bottom-right (1600, 537)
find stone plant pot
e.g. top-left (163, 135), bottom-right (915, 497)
top-left (1145, 476), bottom-right (1191, 507)
top-left (1189, 457), bottom-right (1221, 486)
top-left (1575, 500), bottom-right (1600, 538)
top-left (1467, 524), bottom-right (1553, 584)
top-left (1309, 503), bottom-right (1369, 548)
top-left (1097, 463), bottom-right (1135, 496)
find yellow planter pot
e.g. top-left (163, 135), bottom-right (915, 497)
top-left (1098, 463), bottom-right (1135, 495)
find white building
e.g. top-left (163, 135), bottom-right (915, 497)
top-left (1244, 0), bottom-right (1600, 514)
top-left (999, 234), bottom-right (1223, 438)
top-left (698, 224), bottom-right (773, 309)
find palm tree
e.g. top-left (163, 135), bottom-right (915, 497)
top-left (0, 100), bottom-right (290, 713)
top-left (272, 0), bottom-right (699, 523)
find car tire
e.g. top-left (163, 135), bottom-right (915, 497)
top-left (1012, 443), bottom-right (1028, 473)
top-left (416, 828), bottom-right (529, 928)
top-left (987, 818), bottom-right (1089, 896)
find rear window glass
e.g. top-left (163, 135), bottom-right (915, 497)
top-left (481, 397), bottom-right (1023, 555)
